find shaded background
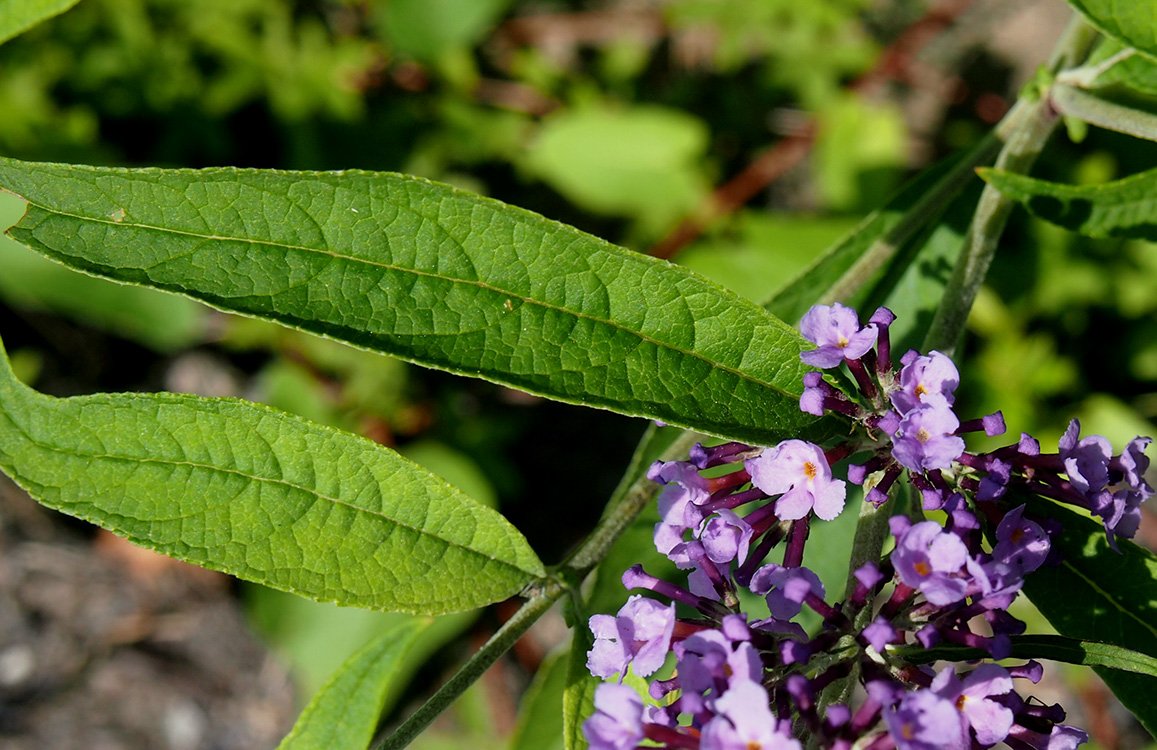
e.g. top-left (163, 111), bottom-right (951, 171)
top-left (0, 0), bottom-right (1153, 748)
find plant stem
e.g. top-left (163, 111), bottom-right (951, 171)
top-left (923, 14), bottom-right (1099, 355)
top-left (373, 586), bottom-right (562, 750)
top-left (373, 427), bottom-right (700, 749)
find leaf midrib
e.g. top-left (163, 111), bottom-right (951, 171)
top-left (1056, 555), bottom-right (1157, 645)
top-left (2, 395), bottom-right (538, 578)
top-left (16, 199), bottom-right (801, 401)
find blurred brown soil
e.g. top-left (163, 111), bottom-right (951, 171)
top-left (0, 477), bottom-right (296, 750)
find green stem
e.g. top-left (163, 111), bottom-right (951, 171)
top-left (372, 427), bottom-right (700, 749)
top-left (822, 132), bottom-right (1001, 306)
top-left (834, 15), bottom-right (1100, 695)
top-left (923, 14), bottom-right (1099, 355)
top-left (373, 586), bottom-right (561, 750)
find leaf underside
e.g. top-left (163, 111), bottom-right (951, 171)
top-left (981, 166), bottom-right (1157, 240)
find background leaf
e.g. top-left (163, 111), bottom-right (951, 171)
top-left (1064, 0), bottom-right (1157, 60)
top-left (981, 166), bottom-right (1157, 240)
top-left (278, 617), bottom-right (432, 750)
top-left (522, 105), bottom-right (710, 238)
top-left (1019, 497), bottom-right (1157, 735)
top-left (0, 0), bottom-right (82, 46)
top-left (0, 157), bottom-right (838, 447)
top-left (0, 336), bottom-right (545, 614)
top-left (509, 647), bottom-right (568, 750)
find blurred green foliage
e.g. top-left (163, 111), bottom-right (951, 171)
top-left (1, 0), bottom-right (1155, 744)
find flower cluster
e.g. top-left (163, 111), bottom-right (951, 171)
top-left (583, 303), bottom-right (1152, 750)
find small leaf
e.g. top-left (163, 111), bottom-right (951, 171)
top-left (1064, 0), bottom-right (1157, 60)
top-left (980, 166), bottom-right (1157, 240)
top-left (0, 157), bottom-right (836, 447)
top-left (278, 617), bottom-right (432, 750)
top-left (1019, 498), bottom-right (1157, 735)
top-left (0, 0), bottom-right (81, 46)
top-left (0, 335), bottom-right (544, 615)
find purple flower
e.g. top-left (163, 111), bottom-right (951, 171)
top-left (700, 509), bottom-right (754, 566)
top-left (890, 518), bottom-right (970, 606)
top-left (892, 350), bottom-right (959, 415)
top-left (586, 595), bottom-right (676, 679)
top-left (862, 617), bottom-right (897, 651)
top-left (584, 683), bottom-right (646, 750)
top-left (700, 680), bottom-right (802, 750)
top-left (987, 505), bottom-right (1049, 582)
top-left (799, 303), bottom-right (878, 368)
top-left (1008, 723), bottom-right (1089, 750)
top-left (891, 402), bottom-right (965, 472)
top-left (931, 664), bottom-right (1014, 746)
top-left (677, 627), bottom-right (762, 701)
top-left (750, 563), bottom-right (825, 620)
top-left (651, 461), bottom-right (709, 566)
top-left (746, 440), bottom-right (847, 521)
top-left (1118, 436), bottom-right (1153, 490)
top-left (884, 689), bottom-right (969, 750)
top-left (1058, 420), bottom-right (1111, 495)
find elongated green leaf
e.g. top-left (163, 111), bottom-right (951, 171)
top-left (279, 617), bottom-right (432, 750)
top-left (510, 648), bottom-right (568, 750)
top-left (1051, 83), bottom-right (1157, 142)
top-left (766, 136), bottom-right (998, 325)
top-left (1064, 0), bottom-right (1157, 59)
top-left (0, 336), bottom-right (544, 614)
top-left (1019, 498), bottom-right (1157, 735)
top-left (0, 0), bottom-right (81, 45)
top-left (897, 635), bottom-right (1157, 676)
top-left (980, 166), bottom-right (1157, 240)
top-left (564, 626), bottom-right (599, 750)
top-left (0, 157), bottom-right (835, 447)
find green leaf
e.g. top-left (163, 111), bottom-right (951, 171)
top-left (765, 136), bottom-right (999, 326)
top-left (0, 189), bottom-right (205, 351)
top-left (1019, 498), bottom-right (1157, 735)
top-left (859, 169), bottom-right (984, 353)
top-left (1064, 0), bottom-right (1157, 59)
top-left (0, 335), bottom-right (544, 615)
top-left (376, 0), bottom-right (512, 63)
top-left (0, 0), bottom-right (81, 45)
top-left (509, 648), bottom-right (569, 750)
top-left (1051, 82), bottom-right (1157, 142)
top-left (1075, 42), bottom-right (1157, 96)
top-left (896, 635), bottom-right (1157, 676)
top-left (522, 105), bottom-right (709, 233)
top-left (278, 617), bottom-right (432, 750)
top-left (980, 166), bottom-right (1157, 240)
top-left (563, 627), bottom-right (598, 750)
top-left (0, 157), bottom-right (833, 447)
